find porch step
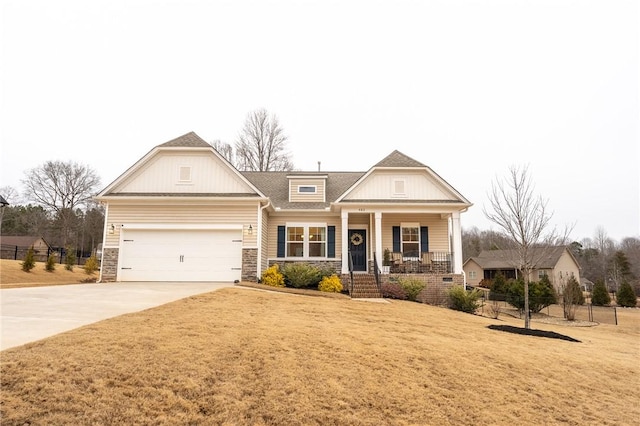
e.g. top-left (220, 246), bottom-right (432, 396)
top-left (349, 274), bottom-right (382, 299)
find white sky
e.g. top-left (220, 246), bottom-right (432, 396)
top-left (1, 0), bottom-right (638, 242)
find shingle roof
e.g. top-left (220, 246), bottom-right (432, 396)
top-left (471, 246), bottom-right (569, 269)
top-left (158, 132), bottom-right (211, 148)
top-left (1, 236), bottom-right (50, 248)
top-left (241, 171), bottom-right (364, 209)
top-left (374, 150), bottom-right (427, 168)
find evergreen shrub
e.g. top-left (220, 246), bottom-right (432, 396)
top-left (45, 254), bottom-right (56, 272)
top-left (83, 255), bottom-right (99, 275)
top-left (22, 248), bottom-right (36, 272)
top-left (591, 279), bottom-right (611, 306)
top-left (616, 280), bottom-right (638, 308)
top-left (448, 286), bottom-right (481, 313)
top-left (282, 263), bottom-right (320, 288)
top-left (397, 277), bottom-right (425, 301)
top-left (64, 246), bottom-right (76, 271)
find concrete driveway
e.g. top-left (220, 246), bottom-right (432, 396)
top-left (0, 282), bottom-right (233, 351)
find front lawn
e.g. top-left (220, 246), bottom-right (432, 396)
top-left (1, 288), bottom-right (638, 425)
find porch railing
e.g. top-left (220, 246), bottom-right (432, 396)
top-left (389, 251), bottom-right (453, 274)
top-left (372, 251), bottom-right (382, 293)
top-left (347, 250), bottom-right (354, 295)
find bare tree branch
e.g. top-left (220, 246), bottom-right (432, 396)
top-left (235, 109), bottom-right (294, 171)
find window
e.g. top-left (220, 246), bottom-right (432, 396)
top-left (538, 270), bottom-right (547, 279)
top-left (298, 186), bottom-right (316, 193)
top-left (401, 225), bottom-right (419, 258)
top-left (469, 271), bottom-right (477, 279)
top-left (286, 224), bottom-right (326, 257)
top-left (178, 166), bottom-right (192, 182)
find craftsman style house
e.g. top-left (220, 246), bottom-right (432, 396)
top-left (95, 132), bottom-right (472, 289)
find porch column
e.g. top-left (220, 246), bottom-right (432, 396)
top-left (374, 211), bottom-right (382, 267)
top-left (341, 211), bottom-right (349, 274)
top-left (451, 211), bottom-right (463, 274)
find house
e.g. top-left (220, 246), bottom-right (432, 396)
top-left (95, 132), bottom-right (472, 291)
top-left (0, 236), bottom-right (52, 261)
top-left (463, 246), bottom-right (581, 293)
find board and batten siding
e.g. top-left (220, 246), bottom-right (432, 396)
top-left (114, 152), bottom-right (255, 194)
top-left (289, 179), bottom-right (325, 203)
top-left (104, 204), bottom-right (259, 247)
top-left (345, 171), bottom-right (456, 201)
top-left (266, 216), bottom-right (341, 259)
top-left (380, 214), bottom-right (450, 252)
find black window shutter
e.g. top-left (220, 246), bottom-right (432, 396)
top-left (392, 226), bottom-right (400, 252)
top-left (327, 226), bottom-right (335, 258)
top-left (277, 226), bottom-right (286, 258)
top-left (420, 226), bottom-right (429, 253)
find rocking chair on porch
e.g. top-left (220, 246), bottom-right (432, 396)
top-left (390, 252), bottom-right (406, 273)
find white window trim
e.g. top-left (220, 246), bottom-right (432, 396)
top-left (392, 179), bottom-right (407, 198)
top-left (285, 222), bottom-right (328, 259)
top-left (178, 165), bottom-right (193, 184)
top-left (400, 222), bottom-right (420, 259)
top-left (298, 185), bottom-right (317, 194)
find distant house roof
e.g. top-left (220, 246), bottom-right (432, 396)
top-left (1, 236), bottom-right (51, 249)
top-left (0, 195), bottom-right (8, 206)
top-left (158, 132), bottom-right (212, 148)
top-left (468, 246), bottom-right (572, 270)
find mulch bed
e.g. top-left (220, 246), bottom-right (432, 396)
top-left (487, 325), bottom-right (581, 342)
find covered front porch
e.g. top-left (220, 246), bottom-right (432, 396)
top-left (338, 208), bottom-right (464, 276)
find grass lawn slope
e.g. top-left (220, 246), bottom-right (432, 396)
top-left (1, 288), bottom-right (638, 425)
top-left (0, 259), bottom-right (94, 288)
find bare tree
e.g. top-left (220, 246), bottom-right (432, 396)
top-left (484, 165), bottom-right (570, 329)
top-left (211, 140), bottom-right (236, 166)
top-left (22, 161), bottom-right (101, 245)
top-left (235, 109), bottom-right (294, 171)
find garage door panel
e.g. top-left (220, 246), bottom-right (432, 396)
top-left (119, 229), bottom-right (242, 282)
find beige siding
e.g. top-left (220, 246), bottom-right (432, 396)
top-left (113, 151), bottom-right (256, 194)
top-left (381, 214), bottom-right (449, 252)
top-left (553, 250), bottom-right (581, 289)
top-left (289, 179), bottom-right (325, 202)
top-left (104, 203), bottom-right (259, 247)
top-left (345, 170), bottom-right (456, 201)
top-left (463, 259), bottom-right (484, 286)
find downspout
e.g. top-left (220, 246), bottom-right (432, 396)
top-left (256, 200), bottom-right (271, 280)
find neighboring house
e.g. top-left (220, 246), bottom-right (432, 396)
top-left (0, 236), bottom-right (52, 260)
top-left (463, 246), bottom-right (581, 293)
top-left (95, 132), bottom-right (472, 287)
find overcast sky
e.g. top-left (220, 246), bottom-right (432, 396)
top-left (1, 0), bottom-right (638, 242)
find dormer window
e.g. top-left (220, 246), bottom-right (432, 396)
top-left (298, 185), bottom-right (317, 194)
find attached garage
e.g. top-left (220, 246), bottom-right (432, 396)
top-left (118, 227), bottom-right (243, 282)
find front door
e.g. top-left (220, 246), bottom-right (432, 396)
top-left (348, 229), bottom-right (367, 272)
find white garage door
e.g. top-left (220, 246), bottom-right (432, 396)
top-left (119, 229), bottom-right (243, 282)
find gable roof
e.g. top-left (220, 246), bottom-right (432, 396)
top-left (96, 132), bottom-right (265, 199)
top-left (469, 246), bottom-right (574, 270)
top-left (158, 132), bottom-right (212, 148)
top-left (374, 150), bottom-right (427, 168)
top-left (1, 236), bottom-right (50, 248)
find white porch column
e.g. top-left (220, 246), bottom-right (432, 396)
top-left (451, 211), bottom-right (463, 274)
top-left (374, 211), bottom-right (382, 267)
top-left (341, 211), bottom-right (349, 274)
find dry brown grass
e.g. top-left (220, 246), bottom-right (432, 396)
top-left (1, 287), bottom-right (639, 425)
top-left (0, 259), bottom-right (95, 288)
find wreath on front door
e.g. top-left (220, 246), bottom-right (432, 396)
top-left (350, 233), bottom-right (364, 246)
